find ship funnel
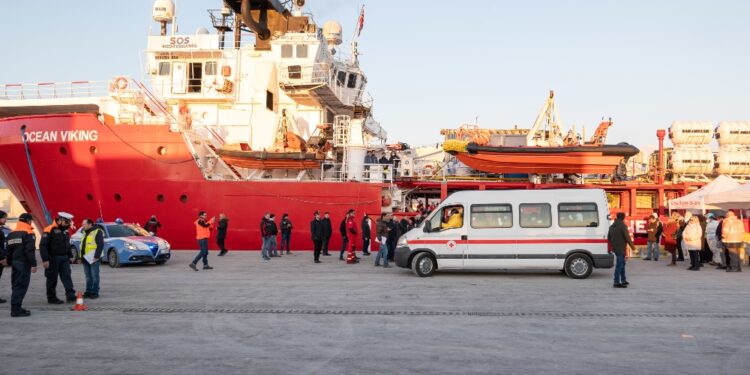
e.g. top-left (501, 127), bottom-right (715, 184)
top-left (223, 0), bottom-right (290, 42)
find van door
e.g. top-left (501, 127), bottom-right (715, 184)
top-left (171, 62), bottom-right (187, 94)
top-left (415, 204), bottom-right (466, 269)
top-left (464, 203), bottom-right (515, 269)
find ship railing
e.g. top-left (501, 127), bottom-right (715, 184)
top-left (0, 81), bottom-right (108, 100)
top-left (321, 162), bottom-right (393, 183)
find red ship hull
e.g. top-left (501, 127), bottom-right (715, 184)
top-left (0, 113), bottom-right (381, 250)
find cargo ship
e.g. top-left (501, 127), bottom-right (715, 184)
top-left (0, 0), bottom-right (389, 250)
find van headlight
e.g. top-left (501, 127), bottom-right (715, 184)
top-left (397, 236), bottom-right (408, 247)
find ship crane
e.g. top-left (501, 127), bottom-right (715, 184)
top-left (585, 118), bottom-right (614, 146)
top-left (527, 90), bottom-right (564, 147)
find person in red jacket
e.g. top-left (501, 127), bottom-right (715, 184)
top-left (345, 209), bottom-right (359, 264)
top-left (190, 211), bottom-right (215, 271)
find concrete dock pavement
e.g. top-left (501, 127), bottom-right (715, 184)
top-left (1, 251), bottom-right (749, 375)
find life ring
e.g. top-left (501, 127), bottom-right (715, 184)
top-left (381, 195), bottom-right (392, 207)
top-left (113, 76), bottom-right (128, 91)
top-left (421, 163), bottom-right (436, 177)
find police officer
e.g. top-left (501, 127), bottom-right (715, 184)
top-left (7, 213), bottom-right (38, 317)
top-left (0, 210), bottom-right (10, 304)
top-left (40, 212), bottom-right (77, 304)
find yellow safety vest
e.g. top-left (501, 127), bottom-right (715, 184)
top-left (82, 228), bottom-right (102, 256)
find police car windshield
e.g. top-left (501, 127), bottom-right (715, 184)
top-left (106, 224), bottom-right (143, 238)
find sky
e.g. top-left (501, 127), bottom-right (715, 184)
top-left (2, 0), bottom-right (749, 153)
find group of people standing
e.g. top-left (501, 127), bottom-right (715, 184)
top-left (0, 211), bottom-right (105, 317)
top-left (657, 210), bottom-right (746, 271)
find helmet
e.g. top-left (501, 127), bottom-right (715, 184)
top-left (19, 213), bottom-right (33, 222)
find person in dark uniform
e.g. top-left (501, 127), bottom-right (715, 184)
top-left (310, 211), bottom-right (324, 263)
top-left (608, 212), bottom-right (636, 288)
top-left (280, 214), bottom-right (293, 255)
top-left (339, 211), bottom-right (350, 261)
top-left (40, 212), bottom-right (77, 304)
top-left (361, 214), bottom-right (372, 256)
top-left (386, 216), bottom-right (399, 262)
top-left (144, 215), bottom-right (162, 235)
top-left (7, 213), bottom-right (38, 317)
top-left (0, 210), bottom-right (10, 304)
top-left (321, 212), bottom-right (332, 256)
top-left (216, 213), bottom-right (229, 256)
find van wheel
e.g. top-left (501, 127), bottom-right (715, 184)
top-left (412, 252), bottom-right (436, 277)
top-left (564, 253), bottom-right (592, 279)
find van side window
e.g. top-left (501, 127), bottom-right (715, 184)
top-left (470, 204), bottom-right (512, 228)
top-left (426, 205), bottom-right (464, 232)
top-left (558, 203), bottom-right (599, 227)
top-left (519, 203), bottom-right (552, 228)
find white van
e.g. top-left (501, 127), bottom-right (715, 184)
top-left (395, 189), bottom-right (613, 279)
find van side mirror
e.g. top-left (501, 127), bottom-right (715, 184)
top-left (423, 221), bottom-right (432, 233)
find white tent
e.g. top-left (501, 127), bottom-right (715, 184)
top-left (667, 175), bottom-right (741, 212)
top-left (705, 182), bottom-right (750, 209)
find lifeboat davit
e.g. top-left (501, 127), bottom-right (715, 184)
top-left (444, 140), bottom-right (639, 174)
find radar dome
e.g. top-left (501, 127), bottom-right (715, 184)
top-left (152, 0), bottom-right (175, 23)
top-left (196, 27), bottom-right (209, 35)
top-left (323, 21), bottom-right (343, 46)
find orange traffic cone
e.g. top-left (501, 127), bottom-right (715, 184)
top-left (71, 291), bottom-right (87, 311)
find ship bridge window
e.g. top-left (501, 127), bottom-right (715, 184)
top-left (158, 62), bottom-right (171, 76)
top-left (188, 62), bottom-right (202, 93)
top-left (336, 71), bottom-right (346, 87)
top-left (347, 73), bottom-right (358, 89)
top-left (296, 44), bottom-right (308, 58)
top-left (281, 44), bottom-right (294, 58)
top-left (205, 61), bottom-right (217, 76)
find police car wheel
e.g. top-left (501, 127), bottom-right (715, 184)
top-left (564, 253), bottom-right (592, 279)
top-left (108, 249), bottom-right (120, 268)
top-left (412, 252), bottom-right (436, 277)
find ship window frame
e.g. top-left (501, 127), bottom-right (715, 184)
top-left (347, 73), bottom-right (358, 89)
top-left (295, 44), bottom-right (308, 58)
top-left (158, 62), bottom-right (171, 76)
top-left (336, 71), bottom-right (346, 87)
top-left (205, 61), bottom-right (217, 76)
top-left (281, 44), bottom-right (293, 58)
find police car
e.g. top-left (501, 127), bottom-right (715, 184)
top-left (70, 221), bottom-right (171, 268)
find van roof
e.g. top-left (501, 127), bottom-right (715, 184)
top-left (442, 188), bottom-right (606, 203)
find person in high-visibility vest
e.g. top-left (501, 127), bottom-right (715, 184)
top-left (190, 211), bottom-right (215, 271)
top-left (79, 218), bottom-right (104, 299)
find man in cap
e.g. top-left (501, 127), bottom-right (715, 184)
top-left (0, 210), bottom-right (9, 304)
top-left (40, 212), bottom-right (77, 304)
top-left (6, 213), bottom-right (38, 317)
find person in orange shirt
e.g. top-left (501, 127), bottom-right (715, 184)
top-left (190, 211), bottom-right (215, 271)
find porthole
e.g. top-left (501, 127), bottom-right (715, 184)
top-left (86, 193), bottom-right (94, 201)
top-left (90, 146), bottom-right (98, 155)
top-left (180, 194), bottom-right (188, 203)
top-left (59, 146), bottom-right (67, 155)
top-left (157, 146), bottom-right (167, 155)
top-left (157, 194), bottom-right (165, 202)
top-left (114, 193), bottom-right (122, 202)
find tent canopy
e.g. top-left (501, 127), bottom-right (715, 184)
top-left (668, 175), bottom-right (741, 210)
top-left (705, 182), bottom-right (750, 209)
